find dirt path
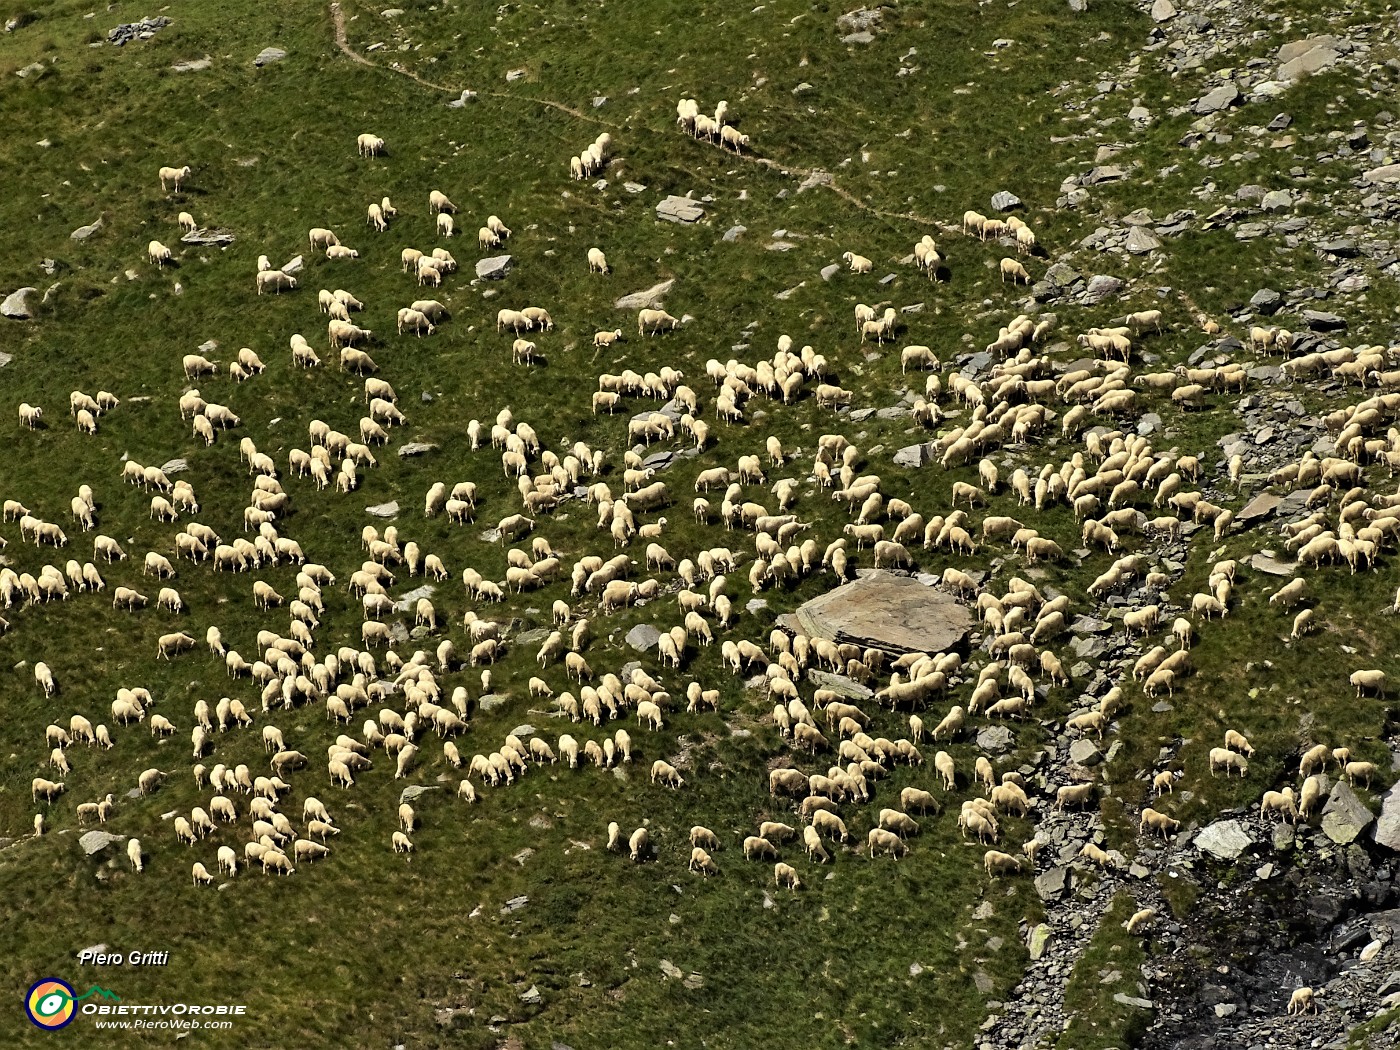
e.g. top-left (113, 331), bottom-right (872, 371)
top-left (327, 2), bottom-right (944, 229)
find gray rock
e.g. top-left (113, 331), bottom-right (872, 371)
top-left (79, 830), bottom-right (126, 856)
top-left (476, 255), bottom-right (513, 280)
top-left (70, 217), bottom-right (103, 241)
top-left (477, 694), bottom-right (506, 712)
top-left (505, 68), bottom-right (527, 82)
top-left (397, 442), bottom-right (438, 457)
top-left (722, 225), bottom-right (746, 242)
top-left (1035, 865), bottom-right (1069, 900)
top-left (1195, 819), bottom-right (1254, 861)
top-left (364, 501), bottom-right (400, 518)
top-left (181, 228), bottom-right (235, 246)
top-left (804, 669), bottom-right (874, 700)
top-left (793, 570), bottom-right (974, 656)
top-left (990, 190), bottom-right (1022, 211)
top-left (1069, 739), bottom-right (1102, 766)
top-left (1278, 43), bottom-right (1342, 81)
top-left (1302, 309), bottom-right (1345, 331)
top-left (977, 725), bottom-right (1014, 754)
top-left (172, 56), bottom-right (212, 72)
top-left (281, 255), bottom-right (303, 275)
top-left (1237, 492), bottom-right (1282, 522)
top-left (1249, 288), bottom-right (1282, 314)
top-left (398, 785), bottom-right (440, 804)
top-left (393, 584), bottom-right (435, 614)
top-left (1194, 83), bottom-right (1241, 115)
top-left (1250, 551), bottom-right (1295, 576)
top-left (625, 624), bottom-right (660, 651)
top-left (1322, 782), bottom-right (1374, 845)
top-left (1137, 413), bottom-right (1161, 436)
top-left (656, 196), bottom-right (705, 223)
top-left (1028, 923), bottom-right (1052, 960)
top-left (1044, 262), bottom-right (1081, 287)
top-left (1113, 993), bottom-right (1154, 1010)
top-left (1260, 189), bottom-right (1293, 211)
top-left (614, 279), bottom-right (675, 311)
top-left (1, 287), bottom-right (37, 319)
top-left (1084, 275), bottom-right (1123, 303)
top-left (1150, 0), bottom-right (1176, 20)
top-left (1124, 227), bottom-right (1161, 254)
top-left (518, 984), bottom-right (541, 1005)
top-left (1363, 164), bottom-right (1400, 184)
top-left (1375, 780), bottom-right (1400, 851)
top-left (820, 263), bottom-right (841, 281)
top-left (893, 443), bottom-right (933, 468)
top-left (0, 352), bottom-right (12, 369)
top-left (842, 30), bottom-right (875, 44)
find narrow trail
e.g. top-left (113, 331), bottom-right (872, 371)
top-left (327, 2), bottom-right (945, 230)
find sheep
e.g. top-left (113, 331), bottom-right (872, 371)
top-left (127, 838), bottom-right (144, 872)
top-left (1139, 807), bottom-right (1180, 839)
top-left (1000, 257), bottom-right (1030, 284)
top-left (1287, 987), bottom-right (1317, 1016)
top-left (159, 165), bottom-right (191, 191)
top-left (868, 828), bottom-right (908, 859)
top-left (984, 850), bottom-right (1023, 877)
top-left (256, 269), bottom-right (297, 295)
top-left (638, 308), bottom-right (680, 335)
top-left (1124, 908), bottom-right (1156, 935)
top-left (628, 827), bottom-right (650, 862)
top-left (357, 133), bottom-right (385, 157)
top-left (1350, 669), bottom-right (1386, 696)
top-left (587, 247), bottom-right (609, 274)
top-left (842, 251), bottom-right (873, 274)
top-left (429, 189), bottom-right (457, 214)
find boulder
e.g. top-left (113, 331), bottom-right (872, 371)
top-left (79, 830), bottom-right (126, 856)
top-left (656, 196), bottom-right (705, 223)
top-left (1028, 923), bottom-right (1052, 960)
top-left (70, 217), bottom-right (104, 241)
top-left (1321, 781), bottom-right (1374, 845)
top-left (1363, 165), bottom-right (1400, 185)
top-left (1194, 819), bottom-right (1254, 861)
top-left (1124, 227), bottom-right (1161, 254)
top-left (625, 624), bottom-right (660, 652)
top-left (1035, 865), bottom-right (1069, 900)
top-left (792, 570), bottom-right (974, 656)
top-left (1193, 84), bottom-right (1241, 115)
top-left (172, 56), bottom-right (212, 72)
top-left (398, 785), bottom-right (440, 804)
top-left (893, 442), bottom-right (934, 468)
top-left (1150, 0), bottom-right (1176, 20)
top-left (364, 501), bottom-right (400, 518)
top-left (254, 47), bottom-right (287, 66)
top-left (614, 279), bottom-right (675, 311)
top-left (1375, 780), bottom-right (1400, 851)
top-left (1237, 492), bottom-right (1282, 523)
top-left (476, 255), bottom-right (513, 280)
top-left (181, 228), bottom-right (235, 246)
top-left (990, 190), bottom-right (1022, 211)
top-left (397, 442), bottom-right (438, 457)
top-left (804, 668), bottom-right (874, 700)
top-left (976, 725), bottom-right (1014, 754)
top-left (1, 287), bottom-right (37, 319)
top-left (1069, 739), bottom-right (1102, 766)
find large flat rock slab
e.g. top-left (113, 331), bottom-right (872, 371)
top-left (792, 570), bottom-right (973, 655)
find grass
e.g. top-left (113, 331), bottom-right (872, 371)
top-left (0, 0), bottom-right (1397, 1048)
top-left (1056, 892), bottom-right (1151, 1050)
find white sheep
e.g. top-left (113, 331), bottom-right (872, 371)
top-left (178, 211), bottom-right (196, 232)
top-left (436, 213), bottom-right (455, 238)
top-left (159, 165), bottom-right (191, 191)
top-left (587, 247), bottom-right (609, 274)
top-left (1000, 257), bottom-right (1030, 284)
top-left (429, 189), bottom-right (457, 214)
top-left (357, 133), bottom-right (385, 157)
top-left (842, 251), bottom-right (873, 274)
top-left (147, 240), bottom-right (173, 266)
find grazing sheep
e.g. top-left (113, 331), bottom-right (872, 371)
top-left (999, 257), bottom-right (1030, 284)
top-left (587, 247), bottom-right (609, 274)
top-left (357, 133), bottom-right (385, 157)
top-left (628, 827), bottom-right (650, 862)
top-left (1287, 987), bottom-right (1316, 1016)
top-left (842, 251), bottom-right (873, 274)
top-left (159, 165), bottom-right (191, 191)
top-left (127, 838), bottom-right (144, 872)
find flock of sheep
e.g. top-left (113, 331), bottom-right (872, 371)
top-left (8, 110), bottom-right (1393, 1026)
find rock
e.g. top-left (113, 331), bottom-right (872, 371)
top-left (172, 56), bottom-right (212, 72)
top-left (625, 624), bottom-right (660, 652)
top-left (393, 585), bottom-right (435, 614)
top-left (1044, 262), bottom-right (1080, 287)
top-left (1195, 819), bottom-right (1254, 861)
top-left (842, 30), bottom-right (874, 44)
top-left (656, 196), bottom-right (705, 223)
top-left (659, 960), bottom-right (684, 979)
top-left (1322, 782), bottom-right (1374, 845)
top-left (107, 16), bottom-right (172, 46)
top-left (1083, 275), bottom-right (1123, 303)
top-left (1150, 0), bottom-right (1176, 20)
top-left (1249, 551), bottom-right (1295, 576)
top-left (280, 255), bottom-right (303, 275)
top-left (1237, 492), bottom-right (1282, 523)
top-left (722, 225), bottom-right (746, 242)
top-left (1113, 993), bottom-right (1154, 1010)
top-left (476, 255), bottom-right (513, 280)
top-left (614, 279), bottom-right (675, 310)
top-left (505, 68), bottom-right (527, 82)
top-left (793, 570), bottom-right (974, 655)
top-left (1035, 865), bottom-right (1069, 901)
top-left (397, 442), bottom-right (438, 457)
top-left (1302, 309), bottom-right (1345, 331)
top-left (820, 263), bottom-right (841, 281)
top-left (1124, 227), bottom-right (1161, 254)
top-left (893, 442), bottom-right (934, 468)
top-left (1361, 940), bottom-right (1383, 963)
top-left (159, 458), bottom-right (190, 475)
top-left (1363, 164), bottom-right (1400, 185)
top-left (1375, 780), bottom-right (1400, 851)
top-left (1, 287), bottom-right (37, 319)
top-left (1194, 83), bottom-right (1241, 115)
top-left (1137, 413), bottom-right (1161, 436)
top-left (1028, 924), bottom-right (1052, 960)
top-left (976, 725), bottom-right (1014, 754)
top-left (990, 190), bottom-right (1021, 211)
top-left (1069, 739), bottom-right (1102, 766)
top-left (79, 830), bottom-right (125, 856)
top-left (181, 228), bottom-right (235, 246)
top-left (1278, 41), bottom-right (1343, 81)
top-left (15, 61), bottom-right (43, 78)
top-left (1249, 288), bottom-right (1283, 314)
top-left (0, 352), bottom-right (12, 369)
top-left (518, 985), bottom-right (541, 1005)
top-left (398, 785), bottom-right (440, 804)
top-left (70, 217), bottom-right (103, 241)
top-left (253, 46), bottom-right (286, 66)
top-left (1260, 189), bottom-right (1293, 211)
top-left (364, 501), bottom-right (400, 518)
top-left (804, 669), bottom-right (874, 700)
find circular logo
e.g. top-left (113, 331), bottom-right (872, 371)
top-left (25, 979), bottom-right (76, 1030)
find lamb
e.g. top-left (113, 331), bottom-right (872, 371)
top-left (429, 189), bottom-right (458, 215)
top-left (436, 213), bottom-right (455, 238)
top-left (1124, 908), bottom-right (1156, 935)
top-left (158, 165), bottom-right (191, 191)
top-left (1261, 787), bottom-right (1298, 824)
top-left (774, 862), bottom-right (803, 889)
top-left (719, 125), bottom-right (749, 152)
top-left (1139, 807), bottom-right (1180, 839)
top-left (326, 245), bottom-right (360, 261)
